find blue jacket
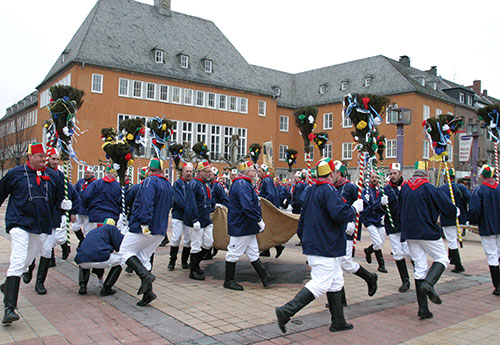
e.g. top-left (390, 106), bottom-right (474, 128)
top-left (468, 180), bottom-right (500, 236)
top-left (185, 177), bottom-right (212, 228)
top-left (399, 177), bottom-right (457, 240)
top-left (74, 177), bottom-right (97, 215)
top-left (278, 184), bottom-right (288, 208)
top-left (74, 225), bottom-right (123, 264)
top-left (335, 178), bottom-right (359, 240)
top-left (361, 184), bottom-right (384, 227)
top-left (438, 183), bottom-right (471, 226)
top-left (0, 164), bottom-right (64, 234)
top-left (259, 175), bottom-right (280, 207)
top-left (129, 174), bottom-right (173, 236)
top-left (171, 178), bottom-right (190, 221)
top-left (81, 177), bottom-right (122, 223)
top-left (210, 181), bottom-right (229, 209)
top-left (125, 183), bottom-right (142, 220)
top-left (228, 176), bottom-right (262, 237)
top-left (51, 168), bottom-right (80, 229)
top-left (291, 181), bottom-right (306, 214)
top-left (383, 180), bottom-right (404, 235)
top-left (297, 179), bottom-right (357, 258)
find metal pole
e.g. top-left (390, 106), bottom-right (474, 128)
top-left (396, 124), bottom-right (404, 166)
top-left (471, 134), bottom-right (479, 189)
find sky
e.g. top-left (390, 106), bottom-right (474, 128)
top-left (1, 0), bottom-right (499, 116)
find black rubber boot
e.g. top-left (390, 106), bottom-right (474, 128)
top-left (223, 262), bottom-right (244, 291)
top-left (260, 249), bottom-right (271, 257)
top-left (275, 245), bottom-right (285, 259)
top-left (22, 260), bottom-right (36, 284)
top-left (364, 244), bottom-right (374, 264)
top-left (75, 229), bottom-right (85, 248)
top-left (159, 236), bottom-right (169, 247)
top-left (189, 252), bottom-right (205, 281)
top-left (251, 259), bottom-right (273, 288)
top-left (100, 266), bottom-right (122, 296)
top-left (2, 276), bottom-right (21, 324)
top-left (168, 246), bottom-right (179, 271)
top-left (415, 279), bottom-right (433, 319)
top-left (340, 287), bottom-right (347, 307)
top-left (275, 287), bottom-right (315, 333)
top-left (201, 248), bottom-right (213, 261)
top-left (61, 242), bottom-right (71, 260)
top-left (420, 262), bottom-right (445, 304)
top-left (137, 284), bottom-right (157, 306)
top-left (327, 290), bottom-right (354, 332)
top-left (374, 250), bottom-right (387, 273)
top-left (395, 259), bottom-right (410, 292)
top-left (448, 248), bottom-right (455, 265)
top-left (354, 266), bottom-right (378, 296)
top-left (125, 266), bottom-right (133, 273)
top-left (488, 265), bottom-right (500, 296)
top-left (181, 247), bottom-right (190, 269)
top-left (126, 256), bottom-right (156, 295)
top-left (78, 268), bottom-right (90, 295)
top-left (149, 253), bottom-right (154, 272)
top-left (91, 268), bottom-right (105, 281)
top-left (49, 248), bottom-right (56, 268)
top-left (449, 249), bottom-right (465, 273)
top-left (35, 257), bottom-right (51, 295)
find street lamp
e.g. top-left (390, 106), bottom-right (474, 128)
top-left (388, 107), bottom-right (412, 166)
top-left (467, 122), bottom-right (481, 189)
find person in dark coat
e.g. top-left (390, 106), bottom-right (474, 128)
top-left (399, 169), bottom-right (457, 319)
top-left (383, 163), bottom-right (412, 292)
top-left (468, 164), bottom-right (500, 296)
top-left (223, 161), bottom-right (272, 291)
top-left (291, 171), bottom-right (306, 215)
top-left (72, 165), bottom-right (96, 241)
top-left (438, 168), bottom-right (471, 273)
top-left (276, 158), bottom-right (364, 334)
top-left (119, 158), bottom-right (173, 306)
top-left (209, 166), bottom-right (229, 209)
top-left (74, 224), bottom-right (123, 296)
top-left (0, 143), bottom-right (66, 324)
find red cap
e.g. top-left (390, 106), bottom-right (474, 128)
top-left (28, 143), bottom-right (45, 155)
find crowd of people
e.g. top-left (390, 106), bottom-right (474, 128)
top-left (1, 143), bottom-right (499, 337)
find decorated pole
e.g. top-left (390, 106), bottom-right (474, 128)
top-left (444, 161), bottom-right (463, 247)
top-left (352, 151), bottom-right (366, 251)
top-left (495, 141), bottom-right (499, 183)
top-left (293, 107), bottom-right (318, 185)
top-left (476, 105), bottom-right (500, 181)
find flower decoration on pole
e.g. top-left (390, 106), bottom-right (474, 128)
top-left (285, 149), bottom-right (298, 172)
top-left (294, 106), bottom-right (318, 181)
top-left (147, 117), bottom-right (175, 160)
top-left (101, 128), bottom-right (117, 143)
top-left (476, 103), bottom-right (500, 181)
top-left (422, 114), bottom-right (463, 156)
top-left (118, 118), bottom-right (146, 154)
top-left (168, 143), bottom-right (184, 171)
top-left (248, 143), bottom-right (262, 165)
top-left (192, 142), bottom-right (210, 161)
top-left (101, 139), bottom-right (133, 187)
top-left (310, 132), bottom-right (329, 153)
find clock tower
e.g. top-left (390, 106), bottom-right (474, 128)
top-left (154, 0), bottom-right (171, 17)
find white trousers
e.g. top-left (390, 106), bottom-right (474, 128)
top-left (80, 253), bottom-right (122, 269)
top-left (340, 240), bottom-right (360, 274)
top-left (189, 224), bottom-right (214, 253)
top-left (304, 255), bottom-right (344, 298)
top-left (366, 225), bottom-right (386, 250)
top-left (170, 219), bottom-right (191, 247)
top-left (119, 233), bottom-right (163, 271)
top-left (407, 239), bottom-right (449, 280)
top-left (388, 233), bottom-right (411, 261)
top-left (72, 214), bottom-right (93, 235)
top-left (86, 223), bottom-right (101, 236)
top-left (442, 225), bottom-right (459, 250)
top-left (7, 228), bottom-right (47, 277)
top-left (480, 235), bottom-right (500, 266)
top-left (225, 235), bottom-right (260, 263)
top-left (41, 228), bottom-right (68, 258)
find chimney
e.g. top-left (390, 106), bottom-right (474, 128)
top-left (399, 55), bottom-right (410, 67)
top-left (483, 89), bottom-right (488, 96)
top-left (428, 66), bottom-right (437, 76)
top-left (154, 0), bottom-right (171, 16)
top-left (471, 80), bottom-right (481, 95)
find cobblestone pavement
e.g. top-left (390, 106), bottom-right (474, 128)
top-left (1, 205), bottom-right (499, 344)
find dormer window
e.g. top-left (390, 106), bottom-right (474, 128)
top-left (61, 50), bottom-right (69, 63)
top-left (180, 54), bottom-right (189, 69)
top-left (428, 81), bottom-right (437, 90)
top-left (417, 76), bottom-right (425, 86)
top-left (341, 81), bottom-right (348, 91)
top-left (204, 59), bottom-right (213, 73)
top-left (459, 92), bottom-right (465, 103)
top-left (319, 85), bottom-right (327, 94)
top-left (274, 87), bottom-right (281, 96)
top-left (154, 49), bottom-right (164, 63)
top-left (364, 77), bottom-right (372, 87)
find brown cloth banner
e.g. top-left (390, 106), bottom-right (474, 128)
top-left (211, 198), bottom-right (300, 251)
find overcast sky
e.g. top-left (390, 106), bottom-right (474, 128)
top-left (1, 0), bottom-right (498, 116)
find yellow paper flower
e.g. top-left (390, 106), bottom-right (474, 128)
top-left (356, 121), bottom-right (367, 130)
top-left (126, 133), bottom-right (134, 140)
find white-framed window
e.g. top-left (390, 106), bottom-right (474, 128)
top-left (196, 90), bottom-right (205, 107)
top-left (183, 89), bottom-right (193, 105)
top-left (94, 165), bottom-right (105, 180)
top-left (342, 111), bottom-right (352, 128)
top-left (459, 92), bottom-right (465, 103)
top-left (386, 139), bottom-right (397, 159)
top-left (258, 100), bottom-right (266, 116)
top-left (117, 114), bottom-right (148, 157)
top-left (210, 125), bottom-right (221, 161)
top-left (341, 81), bottom-right (348, 90)
top-left (207, 93), bottom-right (216, 109)
top-left (91, 74), bottom-right (103, 94)
top-left (180, 55), bottom-right (189, 68)
top-left (342, 142), bottom-right (352, 160)
top-left (229, 96), bottom-right (237, 112)
top-left (159, 84), bottom-right (168, 102)
top-left (155, 49), bottom-right (164, 63)
top-left (323, 143), bottom-right (332, 159)
top-left (236, 128), bottom-right (247, 159)
top-left (305, 145), bottom-right (314, 162)
top-left (447, 143), bottom-right (453, 161)
top-left (119, 78), bottom-right (129, 97)
top-left (423, 140), bottom-right (430, 159)
top-left (181, 122), bottom-right (193, 146)
top-left (238, 98), bottom-right (248, 113)
top-left (204, 59), bottom-right (213, 73)
top-left (364, 77), bottom-right (371, 87)
top-left (436, 108), bottom-right (442, 116)
top-left (279, 115), bottom-right (289, 132)
top-left (196, 123), bottom-right (207, 143)
top-left (145, 82), bottom-right (155, 100)
top-left (423, 104), bottom-right (430, 120)
top-left (171, 87), bottom-right (181, 103)
top-left (218, 94), bottom-right (227, 110)
top-left (319, 85), bottom-right (326, 94)
top-left (223, 127), bottom-right (234, 159)
top-left (132, 80), bottom-right (143, 98)
top-left (323, 112), bottom-right (333, 130)
top-left (279, 145), bottom-right (288, 161)
top-left (467, 95), bottom-right (472, 106)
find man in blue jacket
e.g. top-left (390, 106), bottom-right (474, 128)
top-left (224, 160), bottom-right (272, 291)
top-left (75, 224), bottom-right (123, 296)
top-left (276, 158), bottom-right (364, 334)
top-left (119, 158), bottom-right (173, 306)
top-left (291, 171), bottom-right (306, 215)
top-left (468, 164), bottom-right (500, 296)
top-left (0, 143), bottom-right (67, 324)
top-left (400, 169), bottom-right (457, 319)
top-left (438, 168), bottom-right (471, 273)
top-left (383, 163), bottom-right (412, 292)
